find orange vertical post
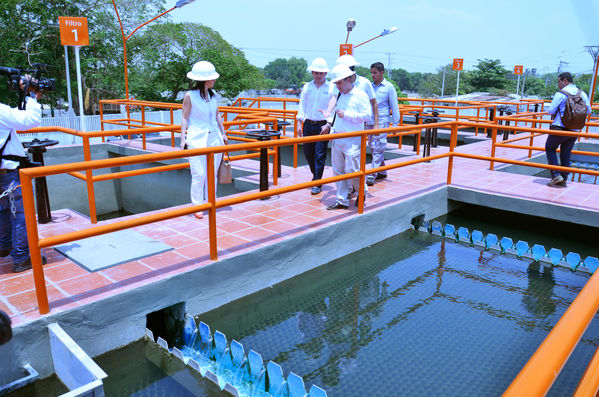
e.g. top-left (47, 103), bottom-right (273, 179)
top-left (19, 171), bottom-right (49, 314)
top-left (170, 108), bottom-right (175, 147)
top-left (357, 133), bottom-right (367, 214)
top-left (83, 138), bottom-right (97, 223)
top-left (398, 112), bottom-right (404, 149)
top-left (99, 102), bottom-right (106, 143)
top-left (141, 105), bottom-right (147, 150)
top-left (446, 124), bottom-right (457, 185)
top-left (490, 127), bottom-right (498, 171)
top-left (293, 119), bottom-right (298, 168)
top-left (206, 152), bottom-right (218, 260)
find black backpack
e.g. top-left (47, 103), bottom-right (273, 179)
top-left (559, 89), bottom-right (588, 130)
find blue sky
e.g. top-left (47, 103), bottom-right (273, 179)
top-left (171, 0), bottom-right (599, 75)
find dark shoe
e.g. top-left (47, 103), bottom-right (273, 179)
top-left (556, 180), bottom-right (567, 188)
top-left (0, 249), bottom-right (10, 257)
top-left (0, 309), bottom-right (12, 345)
top-left (547, 175), bottom-right (564, 187)
top-left (375, 174), bottom-right (387, 180)
top-left (311, 186), bottom-right (322, 195)
top-left (12, 256), bottom-right (47, 273)
top-left (326, 202), bottom-right (349, 210)
top-left (366, 177), bottom-right (374, 186)
top-left (355, 193), bottom-right (366, 207)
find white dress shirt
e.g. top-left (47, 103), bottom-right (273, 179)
top-left (0, 97), bottom-right (42, 169)
top-left (297, 80), bottom-right (333, 122)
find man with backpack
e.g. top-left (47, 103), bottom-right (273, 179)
top-left (545, 72), bottom-right (591, 187)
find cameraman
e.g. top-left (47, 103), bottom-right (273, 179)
top-left (0, 77), bottom-right (42, 273)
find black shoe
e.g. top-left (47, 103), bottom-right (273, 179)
top-left (355, 193), bottom-right (366, 207)
top-left (12, 256), bottom-right (47, 273)
top-left (0, 249), bottom-right (10, 257)
top-left (366, 177), bottom-right (374, 186)
top-left (311, 186), bottom-right (322, 195)
top-left (375, 174), bottom-right (387, 180)
top-left (0, 309), bottom-right (12, 345)
top-left (326, 202), bottom-right (349, 210)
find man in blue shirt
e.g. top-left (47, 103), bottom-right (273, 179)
top-left (367, 62), bottom-right (400, 186)
top-left (545, 72), bottom-right (591, 187)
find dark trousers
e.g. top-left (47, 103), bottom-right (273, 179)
top-left (0, 170), bottom-right (29, 264)
top-left (545, 125), bottom-right (577, 179)
top-left (302, 121), bottom-right (328, 182)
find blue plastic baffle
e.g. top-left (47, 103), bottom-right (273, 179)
top-left (532, 244), bottom-right (546, 261)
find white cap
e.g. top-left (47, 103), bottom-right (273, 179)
top-left (330, 64), bottom-right (355, 83)
top-left (307, 57), bottom-right (329, 73)
top-left (336, 54), bottom-right (359, 67)
top-left (187, 61), bottom-right (219, 81)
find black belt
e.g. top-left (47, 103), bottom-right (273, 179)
top-left (305, 119), bottom-right (327, 126)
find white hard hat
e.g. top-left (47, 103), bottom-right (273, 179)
top-left (336, 54), bottom-right (359, 67)
top-left (187, 61), bottom-right (219, 81)
top-left (307, 57), bottom-right (329, 73)
top-left (330, 64), bottom-right (355, 83)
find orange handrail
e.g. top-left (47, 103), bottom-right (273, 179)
top-left (16, 112), bottom-right (599, 396)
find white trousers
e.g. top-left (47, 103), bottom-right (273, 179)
top-left (189, 140), bottom-right (223, 205)
top-left (367, 119), bottom-right (388, 177)
top-left (331, 137), bottom-right (367, 206)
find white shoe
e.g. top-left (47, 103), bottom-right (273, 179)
top-left (547, 175), bottom-right (564, 187)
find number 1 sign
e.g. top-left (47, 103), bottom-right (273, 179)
top-left (59, 17), bottom-right (89, 46)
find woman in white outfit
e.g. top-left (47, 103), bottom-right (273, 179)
top-left (180, 61), bottom-right (228, 219)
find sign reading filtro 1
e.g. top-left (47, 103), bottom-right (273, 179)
top-left (58, 16), bottom-right (89, 46)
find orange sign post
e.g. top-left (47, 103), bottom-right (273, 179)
top-left (452, 58), bottom-right (463, 105)
top-left (339, 44), bottom-right (353, 56)
top-left (59, 16), bottom-right (89, 131)
top-left (514, 65), bottom-right (524, 96)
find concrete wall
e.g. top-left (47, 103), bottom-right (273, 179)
top-left (448, 186), bottom-right (599, 228)
top-left (40, 142), bottom-right (254, 218)
top-left (1, 186), bottom-right (449, 381)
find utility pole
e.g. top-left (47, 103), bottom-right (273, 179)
top-left (585, 44), bottom-right (599, 101)
top-left (385, 52), bottom-right (395, 81)
top-left (441, 67), bottom-right (446, 97)
top-left (557, 60), bottom-right (569, 75)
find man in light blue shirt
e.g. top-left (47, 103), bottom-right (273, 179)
top-left (545, 72), bottom-right (591, 187)
top-left (367, 62), bottom-right (400, 186)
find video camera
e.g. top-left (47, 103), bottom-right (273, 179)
top-left (0, 63), bottom-right (56, 109)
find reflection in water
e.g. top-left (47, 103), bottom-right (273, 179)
top-left (201, 232), bottom-right (597, 396)
top-left (522, 261), bottom-right (556, 318)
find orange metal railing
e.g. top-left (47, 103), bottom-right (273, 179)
top-left (15, 104), bottom-right (599, 395)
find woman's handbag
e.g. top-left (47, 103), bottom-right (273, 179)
top-left (217, 153), bottom-right (232, 184)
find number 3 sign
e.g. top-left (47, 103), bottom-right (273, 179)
top-left (452, 58), bottom-right (463, 71)
top-left (59, 17), bottom-right (89, 46)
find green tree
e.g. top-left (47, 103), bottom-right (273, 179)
top-left (263, 57), bottom-right (310, 88)
top-left (468, 58), bottom-right (509, 91)
top-left (0, 0), bottom-right (261, 113)
top-left (127, 22), bottom-right (261, 101)
top-left (521, 76), bottom-right (545, 97)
